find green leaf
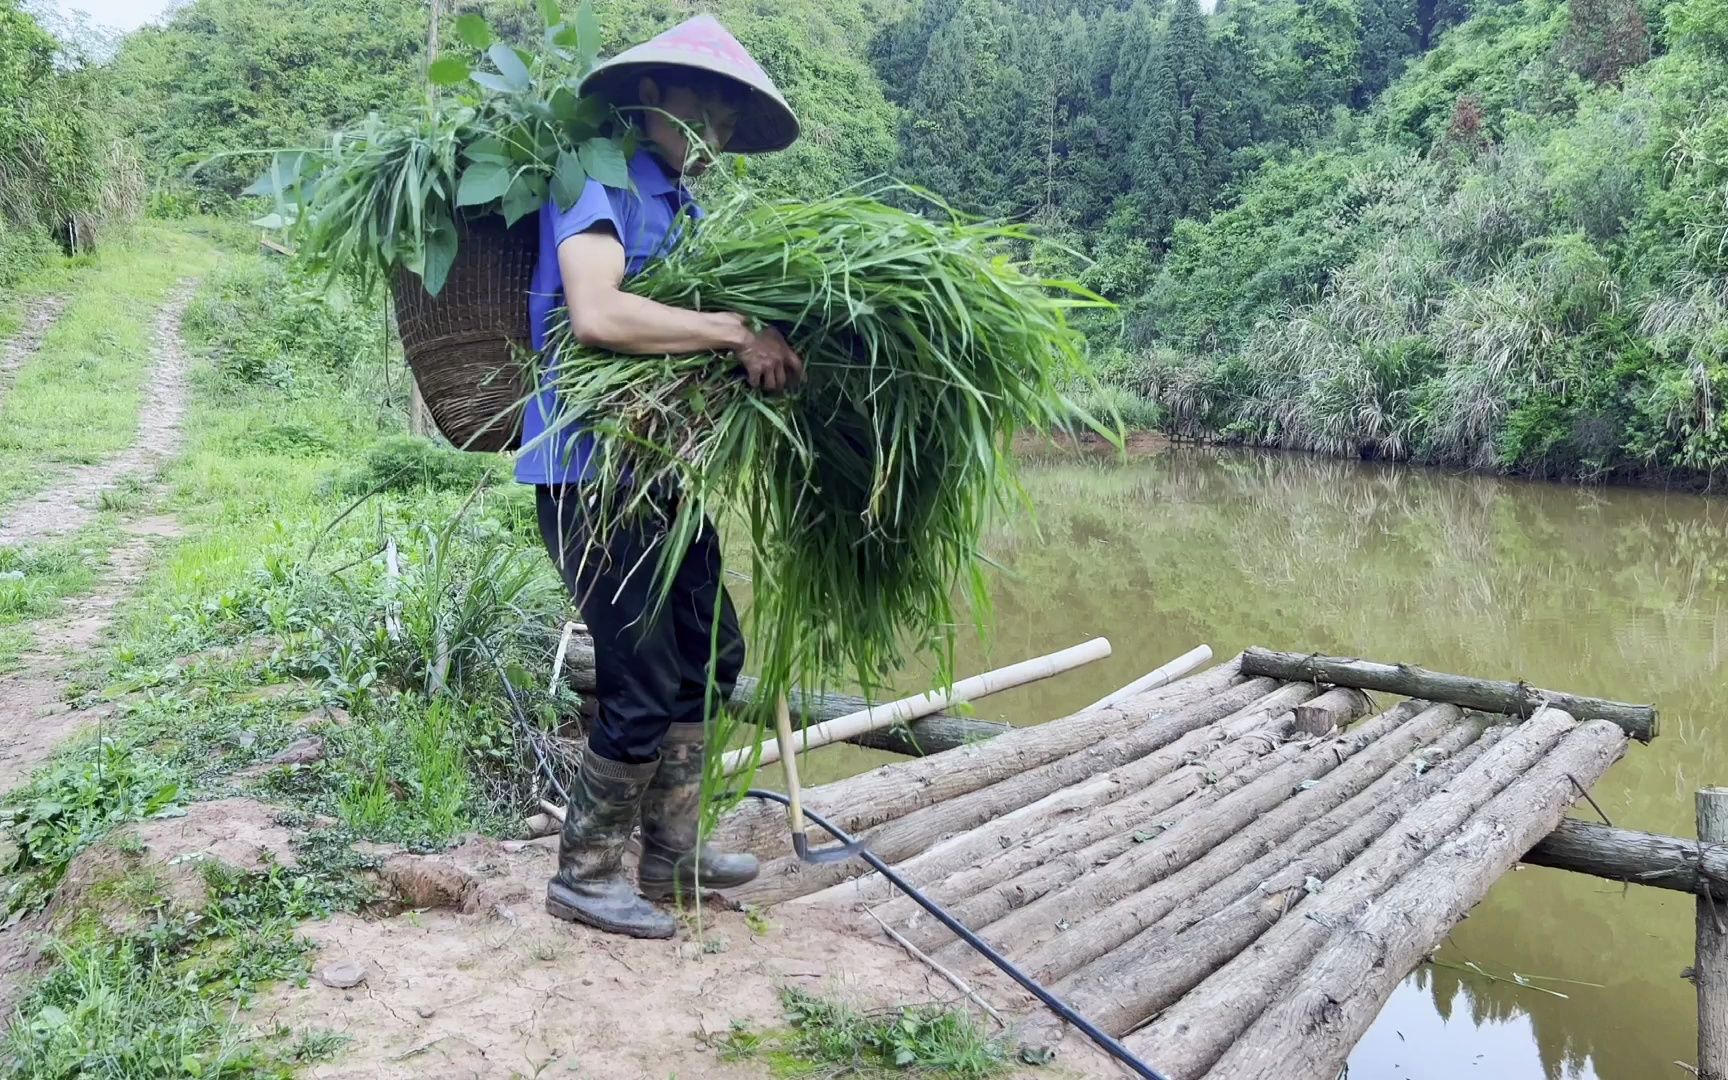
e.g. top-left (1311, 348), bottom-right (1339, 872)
top-left (455, 161), bottom-right (511, 207)
top-left (575, 0), bottom-right (601, 67)
top-left (427, 56), bottom-right (471, 86)
top-left (538, 0), bottom-right (561, 29)
top-left (453, 13), bottom-right (493, 49)
top-left (550, 149), bottom-right (586, 209)
top-left (422, 214), bottom-right (458, 297)
top-left (464, 137), bottom-right (511, 165)
top-left (470, 71), bottom-right (514, 93)
top-left (578, 137), bottom-right (630, 188)
top-left (501, 174), bottom-right (544, 226)
top-left (488, 43), bottom-right (532, 92)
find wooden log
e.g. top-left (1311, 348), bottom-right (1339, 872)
top-left (1027, 715), bottom-right (1497, 1051)
top-left (1086, 644), bottom-right (1214, 710)
top-left (1521, 818), bottom-right (1728, 896)
top-left (1240, 646), bottom-right (1658, 741)
top-left (1698, 788), bottom-right (1728, 1080)
top-left (722, 674), bottom-right (1280, 904)
top-left (933, 692), bottom-right (1408, 967)
top-left (1123, 707), bottom-right (1583, 1077)
top-left (1013, 699), bottom-right (1456, 984)
top-left (709, 658), bottom-right (1248, 860)
top-left (857, 683), bottom-right (1329, 924)
top-left (1196, 720), bottom-right (1627, 1080)
top-left (722, 638), bottom-right (1113, 773)
top-left (807, 682), bottom-right (1326, 915)
top-left (890, 686), bottom-right (1358, 950)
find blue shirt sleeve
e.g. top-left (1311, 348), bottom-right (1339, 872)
top-left (550, 178), bottom-right (620, 248)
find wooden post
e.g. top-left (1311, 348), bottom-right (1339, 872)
top-left (1699, 788), bottom-right (1728, 1080)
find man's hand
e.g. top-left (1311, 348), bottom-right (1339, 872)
top-left (557, 232), bottom-right (805, 394)
top-left (731, 322), bottom-right (804, 393)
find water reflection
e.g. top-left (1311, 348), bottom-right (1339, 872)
top-left (804, 446), bottom-right (1727, 1078)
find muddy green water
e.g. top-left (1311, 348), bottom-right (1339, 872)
top-left (799, 445), bottom-right (1727, 1080)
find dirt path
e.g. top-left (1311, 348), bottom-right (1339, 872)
top-left (0, 281), bottom-right (197, 548)
top-left (0, 282), bottom-right (198, 792)
top-left (0, 295), bottom-right (68, 406)
top-left (253, 836), bottom-right (1117, 1079)
top-left (0, 515), bottom-right (182, 794)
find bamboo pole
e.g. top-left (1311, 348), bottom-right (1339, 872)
top-left (1010, 698), bottom-right (1452, 984)
top-left (1522, 818), bottom-right (1728, 896)
top-left (721, 637), bottom-right (1113, 774)
top-left (709, 657), bottom-right (1247, 859)
top-left (1698, 788), bottom-right (1728, 1080)
top-left (719, 672), bottom-right (1271, 900)
top-left (809, 681), bottom-right (1325, 915)
top-left (1240, 646), bottom-right (1658, 741)
top-left (1195, 720), bottom-right (1627, 1080)
top-left (1086, 644), bottom-right (1213, 709)
top-left (1024, 716), bottom-right (1498, 1051)
top-left (1126, 707), bottom-right (1583, 1076)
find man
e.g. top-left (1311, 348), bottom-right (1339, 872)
top-left (517, 17), bottom-right (803, 939)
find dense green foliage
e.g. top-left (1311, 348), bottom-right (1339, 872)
top-left (1148, 0), bottom-right (1728, 480)
top-left (108, 0), bottom-right (898, 206)
top-left (0, 2), bottom-right (137, 283)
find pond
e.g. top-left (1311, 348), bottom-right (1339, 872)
top-left (800, 442), bottom-right (1727, 1080)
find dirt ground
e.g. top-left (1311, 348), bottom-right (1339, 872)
top-left (250, 832), bottom-right (1121, 1079)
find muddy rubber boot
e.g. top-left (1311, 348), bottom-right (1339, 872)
top-left (638, 723), bottom-right (759, 900)
top-left (546, 748), bottom-right (677, 939)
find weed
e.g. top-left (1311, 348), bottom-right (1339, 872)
top-left (327, 434), bottom-right (501, 498)
top-left (0, 739), bottom-right (183, 915)
top-left (777, 987), bottom-right (1010, 1079)
top-left (718, 1020), bottom-right (763, 1062)
top-left (4, 827), bottom-right (376, 1078)
top-left (285, 1029), bottom-right (349, 1064)
top-left (744, 905), bottom-right (772, 936)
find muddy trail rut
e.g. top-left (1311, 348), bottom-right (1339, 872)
top-left (0, 281), bottom-right (197, 548)
top-left (0, 295), bottom-right (68, 405)
top-left (0, 285), bottom-right (197, 792)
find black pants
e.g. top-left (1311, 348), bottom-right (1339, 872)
top-left (536, 486), bottom-right (746, 765)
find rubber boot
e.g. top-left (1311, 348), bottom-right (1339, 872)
top-left (546, 747), bottom-right (677, 939)
top-left (638, 723), bottom-right (759, 900)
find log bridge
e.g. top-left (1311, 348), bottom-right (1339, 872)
top-left (700, 646), bottom-right (1721, 1079)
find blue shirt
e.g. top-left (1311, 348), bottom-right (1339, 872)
top-left (514, 151), bottom-right (700, 485)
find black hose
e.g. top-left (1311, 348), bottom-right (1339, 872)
top-left (741, 788), bottom-right (1173, 1080)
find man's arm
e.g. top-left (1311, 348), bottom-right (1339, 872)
top-left (559, 230), bottom-right (803, 392)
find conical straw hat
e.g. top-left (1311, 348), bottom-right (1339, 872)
top-left (581, 16), bottom-right (799, 155)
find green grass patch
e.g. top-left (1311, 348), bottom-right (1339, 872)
top-left (712, 988), bottom-right (1011, 1079)
top-left (3, 828), bottom-right (374, 1079)
top-left (0, 222), bottom-right (222, 513)
top-left (0, 529), bottom-right (108, 625)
